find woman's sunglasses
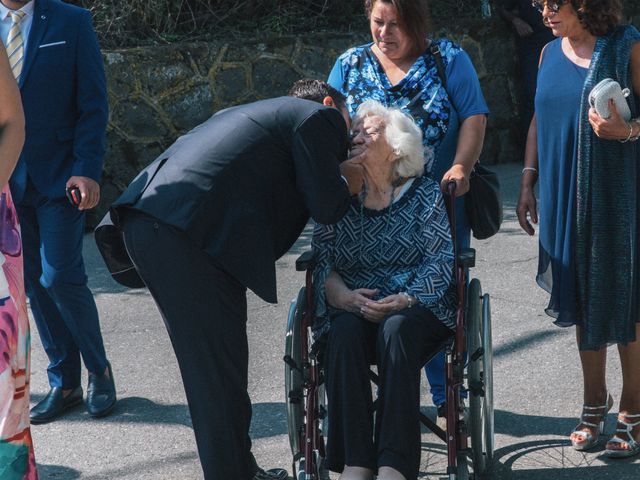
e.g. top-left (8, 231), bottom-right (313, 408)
top-left (531, 0), bottom-right (566, 13)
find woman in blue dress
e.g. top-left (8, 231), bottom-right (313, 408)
top-left (327, 0), bottom-right (489, 426)
top-left (517, 0), bottom-right (640, 458)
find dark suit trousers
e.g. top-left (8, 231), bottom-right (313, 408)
top-left (121, 210), bottom-right (252, 480)
top-left (16, 181), bottom-right (108, 387)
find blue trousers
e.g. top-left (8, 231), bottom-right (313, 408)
top-left (425, 196), bottom-right (470, 406)
top-left (16, 181), bottom-right (108, 388)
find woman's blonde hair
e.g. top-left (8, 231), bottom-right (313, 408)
top-left (353, 100), bottom-right (425, 179)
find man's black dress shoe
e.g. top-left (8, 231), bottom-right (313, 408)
top-left (86, 362), bottom-right (117, 417)
top-left (251, 468), bottom-right (288, 480)
top-left (30, 386), bottom-right (83, 424)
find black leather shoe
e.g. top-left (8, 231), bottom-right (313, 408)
top-left (86, 362), bottom-right (116, 417)
top-left (251, 468), bottom-right (288, 480)
top-left (30, 386), bottom-right (83, 424)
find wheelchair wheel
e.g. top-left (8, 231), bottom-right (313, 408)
top-left (285, 287), bottom-right (305, 457)
top-left (466, 279), bottom-right (494, 477)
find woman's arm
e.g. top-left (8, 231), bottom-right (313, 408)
top-left (516, 114), bottom-right (539, 235)
top-left (588, 43), bottom-right (640, 141)
top-left (0, 45), bottom-right (25, 188)
top-left (441, 113), bottom-right (486, 195)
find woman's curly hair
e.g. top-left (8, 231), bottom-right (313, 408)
top-left (569, 0), bottom-right (622, 36)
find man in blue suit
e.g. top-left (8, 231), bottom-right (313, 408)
top-left (0, 0), bottom-right (116, 422)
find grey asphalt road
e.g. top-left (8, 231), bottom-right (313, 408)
top-left (29, 163), bottom-right (639, 479)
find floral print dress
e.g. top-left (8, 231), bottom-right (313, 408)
top-left (0, 185), bottom-right (37, 480)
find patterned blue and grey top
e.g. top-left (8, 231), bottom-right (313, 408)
top-left (327, 39), bottom-right (489, 180)
top-left (312, 175), bottom-right (457, 331)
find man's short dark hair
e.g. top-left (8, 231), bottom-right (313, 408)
top-left (288, 79), bottom-right (347, 111)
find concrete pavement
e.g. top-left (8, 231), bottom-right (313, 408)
top-left (28, 163), bottom-right (639, 479)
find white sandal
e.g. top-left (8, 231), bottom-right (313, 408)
top-left (605, 413), bottom-right (640, 458)
top-left (570, 393), bottom-right (613, 451)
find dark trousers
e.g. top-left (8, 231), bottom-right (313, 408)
top-left (16, 180), bottom-right (107, 388)
top-left (324, 308), bottom-right (452, 480)
top-left (122, 211), bottom-right (253, 480)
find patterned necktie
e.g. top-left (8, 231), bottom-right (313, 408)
top-left (7, 10), bottom-right (26, 81)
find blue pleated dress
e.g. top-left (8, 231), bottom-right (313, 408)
top-left (535, 38), bottom-right (588, 325)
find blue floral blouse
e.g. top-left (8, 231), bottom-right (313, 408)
top-left (312, 176), bottom-right (457, 332)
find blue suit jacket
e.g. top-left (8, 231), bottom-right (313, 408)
top-left (9, 0), bottom-right (108, 202)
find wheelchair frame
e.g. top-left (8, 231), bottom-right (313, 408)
top-left (284, 183), bottom-right (494, 480)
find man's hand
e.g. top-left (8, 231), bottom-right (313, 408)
top-left (440, 164), bottom-right (470, 196)
top-left (512, 17), bottom-right (533, 37)
top-left (340, 160), bottom-right (365, 196)
top-left (66, 176), bottom-right (100, 210)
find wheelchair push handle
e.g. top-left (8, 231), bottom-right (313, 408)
top-left (443, 181), bottom-right (457, 249)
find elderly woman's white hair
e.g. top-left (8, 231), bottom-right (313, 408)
top-left (353, 100), bottom-right (424, 179)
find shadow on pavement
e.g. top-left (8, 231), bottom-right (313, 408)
top-left (37, 464), bottom-right (82, 479)
top-left (493, 329), bottom-right (559, 358)
top-left (29, 396), bottom-right (193, 427)
top-left (490, 439), bottom-right (640, 479)
top-left (251, 402), bottom-right (288, 439)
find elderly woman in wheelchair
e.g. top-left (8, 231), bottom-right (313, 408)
top-left (311, 100), bottom-right (457, 480)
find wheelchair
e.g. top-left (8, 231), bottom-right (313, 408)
top-left (284, 183), bottom-right (494, 480)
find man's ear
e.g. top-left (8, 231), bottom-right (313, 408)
top-left (322, 96), bottom-right (335, 108)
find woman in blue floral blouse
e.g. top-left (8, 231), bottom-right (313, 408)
top-left (313, 101), bottom-right (456, 480)
top-left (328, 0), bottom-right (488, 424)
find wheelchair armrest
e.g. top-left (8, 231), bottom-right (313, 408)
top-left (457, 248), bottom-right (475, 269)
top-left (295, 250), bottom-right (316, 272)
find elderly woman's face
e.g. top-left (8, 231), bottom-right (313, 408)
top-left (349, 115), bottom-right (395, 166)
top-left (369, 1), bottom-right (412, 61)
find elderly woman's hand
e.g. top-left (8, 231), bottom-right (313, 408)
top-left (441, 164), bottom-right (470, 196)
top-left (588, 100), bottom-right (634, 141)
top-left (327, 287), bottom-right (379, 314)
top-left (360, 294), bottom-right (411, 323)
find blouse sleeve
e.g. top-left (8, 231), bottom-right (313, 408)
top-left (404, 191), bottom-right (455, 308)
top-left (311, 221), bottom-right (337, 319)
top-left (327, 58), bottom-right (346, 92)
top-left (445, 50), bottom-right (490, 121)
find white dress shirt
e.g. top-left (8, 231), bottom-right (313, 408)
top-left (0, 1), bottom-right (35, 53)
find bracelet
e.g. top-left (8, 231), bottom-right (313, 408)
top-left (631, 118), bottom-right (640, 142)
top-left (401, 292), bottom-right (414, 308)
top-left (619, 122), bottom-right (634, 143)
top-left (522, 167), bottom-right (538, 174)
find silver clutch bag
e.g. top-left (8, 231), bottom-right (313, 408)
top-left (588, 78), bottom-right (631, 121)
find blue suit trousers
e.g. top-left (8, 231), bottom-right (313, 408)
top-left (16, 181), bottom-right (107, 388)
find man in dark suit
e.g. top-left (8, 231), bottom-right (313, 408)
top-left (0, 0), bottom-right (115, 422)
top-left (104, 80), bottom-right (362, 479)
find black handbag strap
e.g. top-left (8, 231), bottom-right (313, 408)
top-left (431, 42), bottom-right (447, 90)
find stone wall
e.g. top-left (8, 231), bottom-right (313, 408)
top-left (99, 19), bottom-right (522, 225)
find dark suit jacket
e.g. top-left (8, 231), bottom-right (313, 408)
top-left (110, 97), bottom-right (352, 303)
top-left (9, 0), bottom-right (108, 202)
